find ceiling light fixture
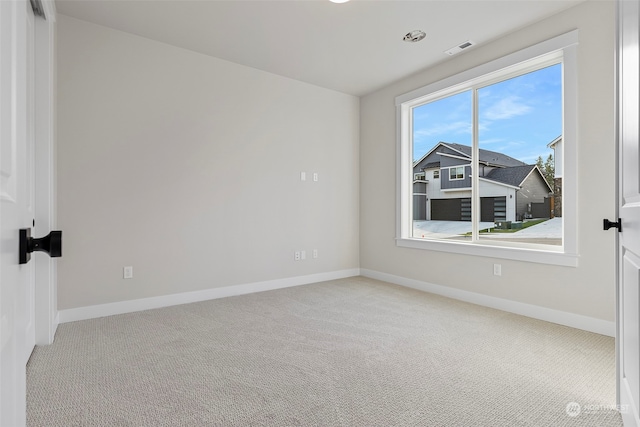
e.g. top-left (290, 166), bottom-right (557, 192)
top-left (403, 30), bottom-right (426, 43)
top-left (329, 0), bottom-right (350, 3)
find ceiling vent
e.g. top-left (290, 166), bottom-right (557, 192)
top-left (444, 40), bottom-right (476, 56)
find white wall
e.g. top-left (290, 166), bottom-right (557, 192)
top-left (57, 16), bottom-right (359, 310)
top-left (360, 1), bottom-right (616, 322)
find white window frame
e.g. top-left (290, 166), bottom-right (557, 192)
top-left (449, 166), bottom-right (465, 180)
top-left (433, 170), bottom-right (440, 179)
top-left (395, 31), bottom-right (578, 267)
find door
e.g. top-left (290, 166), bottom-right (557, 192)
top-left (480, 197), bottom-right (498, 222)
top-left (431, 198), bottom-right (462, 221)
top-left (0, 0), bottom-right (37, 425)
top-left (618, 0), bottom-right (640, 425)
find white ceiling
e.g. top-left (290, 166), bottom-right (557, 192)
top-left (55, 0), bottom-right (585, 96)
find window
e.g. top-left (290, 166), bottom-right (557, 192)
top-left (396, 31), bottom-right (578, 266)
top-left (433, 170), bottom-right (440, 179)
top-left (414, 172), bottom-right (426, 181)
top-left (449, 166), bottom-right (465, 180)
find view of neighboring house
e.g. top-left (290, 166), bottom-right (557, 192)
top-left (413, 142), bottom-right (553, 222)
top-left (548, 136), bottom-right (562, 217)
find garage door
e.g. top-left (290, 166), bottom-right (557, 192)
top-left (480, 196), bottom-right (507, 222)
top-left (431, 199), bottom-right (463, 221)
top-left (432, 197), bottom-right (507, 221)
top-left (480, 198), bottom-right (494, 222)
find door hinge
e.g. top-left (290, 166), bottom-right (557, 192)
top-left (603, 218), bottom-right (622, 232)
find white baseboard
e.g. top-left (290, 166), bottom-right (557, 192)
top-left (58, 268), bottom-right (615, 337)
top-left (58, 269), bottom-right (361, 324)
top-left (52, 312), bottom-right (59, 342)
top-left (360, 269), bottom-right (615, 337)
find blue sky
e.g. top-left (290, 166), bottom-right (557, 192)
top-left (413, 63), bottom-right (562, 164)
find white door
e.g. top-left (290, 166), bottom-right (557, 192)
top-left (618, 0), bottom-right (640, 426)
top-left (0, 0), bottom-right (37, 425)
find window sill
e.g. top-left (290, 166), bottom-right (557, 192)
top-left (396, 237), bottom-right (578, 267)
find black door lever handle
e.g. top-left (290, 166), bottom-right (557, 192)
top-left (19, 228), bottom-right (62, 264)
top-left (603, 218), bottom-right (622, 232)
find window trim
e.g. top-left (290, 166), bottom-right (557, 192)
top-left (433, 170), bottom-right (440, 179)
top-left (449, 166), bottom-right (465, 180)
top-left (395, 30), bottom-right (578, 267)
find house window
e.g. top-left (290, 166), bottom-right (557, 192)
top-left (414, 172), bottom-right (426, 181)
top-left (449, 166), bottom-right (465, 180)
top-left (433, 170), bottom-right (440, 179)
top-left (396, 31), bottom-right (577, 266)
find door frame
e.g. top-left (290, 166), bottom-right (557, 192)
top-left (615, 0), bottom-right (622, 417)
top-left (33, 0), bottom-right (57, 346)
top-left (616, 0), bottom-right (639, 425)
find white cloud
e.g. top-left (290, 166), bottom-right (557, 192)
top-left (478, 138), bottom-right (505, 146)
top-left (414, 121), bottom-right (471, 139)
top-left (482, 96), bottom-right (532, 121)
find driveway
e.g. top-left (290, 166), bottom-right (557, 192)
top-left (413, 220), bottom-right (495, 239)
top-left (413, 217), bottom-right (562, 240)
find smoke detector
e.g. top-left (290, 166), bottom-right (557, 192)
top-left (403, 30), bottom-right (427, 43)
top-left (444, 40), bottom-right (476, 56)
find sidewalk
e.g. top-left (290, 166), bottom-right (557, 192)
top-left (483, 217), bottom-right (562, 239)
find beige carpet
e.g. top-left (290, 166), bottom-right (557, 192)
top-left (27, 276), bottom-right (622, 426)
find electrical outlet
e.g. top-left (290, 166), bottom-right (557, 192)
top-left (294, 251), bottom-right (301, 261)
top-left (313, 172), bottom-right (318, 182)
top-left (123, 266), bottom-right (133, 279)
top-left (300, 172), bottom-right (306, 181)
top-left (301, 250), bottom-right (306, 260)
top-left (312, 249), bottom-right (318, 259)
top-left (493, 264), bottom-right (502, 276)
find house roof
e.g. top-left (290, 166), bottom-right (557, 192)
top-left (414, 142), bottom-right (527, 168)
top-left (484, 164), bottom-right (553, 193)
top-left (547, 135), bottom-right (562, 148)
top-left (444, 143), bottom-right (527, 167)
top-left (485, 165), bottom-right (536, 187)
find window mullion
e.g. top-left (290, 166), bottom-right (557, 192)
top-left (472, 87), bottom-right (480, 242)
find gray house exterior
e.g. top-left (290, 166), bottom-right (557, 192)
top-left (413, 142), bottom-right (553, 222)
